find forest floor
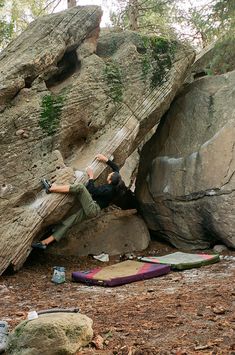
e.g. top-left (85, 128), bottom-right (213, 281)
top-left (1, 239), bottom-right (235, 355)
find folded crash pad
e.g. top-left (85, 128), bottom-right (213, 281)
top-left (139, 252), bottom-right (220, 270)
top-left (72, 260), bottom-right (170, 286)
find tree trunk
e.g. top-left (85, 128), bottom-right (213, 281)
top-left (68, 0), bottom-right (76, 8)
top-left (128, 0), bottom-right (139, 31)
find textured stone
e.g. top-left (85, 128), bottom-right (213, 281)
top-left (0, 6), bottom-right (102, 109)
top-left (137, 70), bottom-right (235, 250)
top-left (7, 313), bottom-right (93, 355)
top-left (213, 245), bottom-right (228, 253)
top-left (185, 41), bottom-right (216, 83)
top-left (47, 209), bottom-right (150, 256)
top-left (0, 8), bottom-right (195, 274)
top-left (186, 37), bottom-right (235, 84)
top-left (193, 37), bottom-right (235, 76)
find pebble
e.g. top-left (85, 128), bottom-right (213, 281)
top-left (212, 306), bottom-right (226, 315)
top-left (221, 255), bottom-right (235, 261)
top-left (15, 129), bottom-right (29, 138)
top-left (15, 129), bottom-right (25, 136)
top-left (213, 244), bottom-right (228, 253)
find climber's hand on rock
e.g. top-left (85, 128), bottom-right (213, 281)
top-left (96, 154), bottom-right (108, 162)
top-left (86, 167), bottom-right (94, 179)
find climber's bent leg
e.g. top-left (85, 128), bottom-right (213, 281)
top-left (52, 210), bottom-right (85, 242)
top-left (32, 184), bottom-right (101, 249)
top-left (69, 183), bottom-right (101, 218)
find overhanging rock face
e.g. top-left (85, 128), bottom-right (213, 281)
top-left (0, 7), bottom-right (195, 275)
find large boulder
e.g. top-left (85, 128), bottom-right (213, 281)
top-left (7, 313), bottom-right (93, 355)
top-left (0, 6), bottom-right (102, 110)
top-left (0, 7), bottom-right (195, 274)
top-left (186, 36), bottom-right (235, 83)
top-left (136, 70), bottom-right (235, 250)
top-left (47, 209), bottom-right (150, 256)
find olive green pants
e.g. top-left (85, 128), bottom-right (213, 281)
top-left (52, 183), bottom-right (101, 242)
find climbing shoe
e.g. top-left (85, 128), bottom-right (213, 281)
top-left (0, 321), bottom-right (9, 354)
top-left (41, 179), bottom-right (52, 194)
top-left (32, 242), bottom-right (47, 250)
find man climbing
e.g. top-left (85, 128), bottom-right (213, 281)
top-left (32, 154), bottom-right (127, 249)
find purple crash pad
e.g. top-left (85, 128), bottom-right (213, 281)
top-left (72, 260), bottom-right (170, 287)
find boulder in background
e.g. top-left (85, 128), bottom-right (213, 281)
top-left (137, 70), bottom-right (235, 250)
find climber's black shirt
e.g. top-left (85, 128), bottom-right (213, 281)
top-left (86, 160), bottom-right (119, 209)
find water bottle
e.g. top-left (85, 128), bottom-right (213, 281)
top-left (51, 266), bottom-right (66, 284)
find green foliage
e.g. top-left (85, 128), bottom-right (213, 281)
top-left (207, 34), bottom-right (235, 75)
top-left (39, 94), bottom-right (65, 136)
top-left (0, 0), bottom-right (13, 47)
top-left (104, 60), bottom-right (123, 103)
top-left (141, 54), bottom-right (151, 80)
top-left (141, 36), bottom-right (176, 87)
top-left (211, 0), bottom-right (235, 33)
top-left (0, 0), bottom-right (58, 48)
top-left (174, 0), bottom-right (235, 47)
top-left (0, 20), bottom-right (14, 47)
top-left (110, 0), bottom-right (130, 30)
top-left (110, 0), bottom-right (235, 48)
top-left (110, 0), bottom-right (176, 38)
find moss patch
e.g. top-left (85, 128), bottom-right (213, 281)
top-left (141, 36), bottom-right (177, 87)
top-left (104, 60), bottom-right (123, 103)
top-left (39, 93), bottom-right (65, 136)
top-left (7, 321), bottom-right (28, 351)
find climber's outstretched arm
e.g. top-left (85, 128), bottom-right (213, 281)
top-left (96, 154), bottom-right (119, 172)
top-left (49, 184), bottom-right (70, 193)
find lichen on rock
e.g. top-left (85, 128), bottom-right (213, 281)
top-left (7, 313), bottom-right (93, 355)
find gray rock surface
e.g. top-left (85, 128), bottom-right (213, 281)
top-left (0, 6), bottom-right (102, 110)
top-left (191, 41), bottom-right (216, 78)
top-left (186, 36), bottom-right (235, 83)
top-left (7, 313), bottom-right (93, 355)
top-left (213, 245), bottom-right (228, 253)
top-left (0, 6), bottom-right (195, 274)
top-left (137, 70), bottom-right (235, 250)
top-left (47, 209), bottom-right (150, 256)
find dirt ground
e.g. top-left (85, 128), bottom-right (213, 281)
top-left (1, 239), bottom-right (235, 355)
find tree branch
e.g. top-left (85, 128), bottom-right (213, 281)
top-left (41, 0), bottom-right (64, 15)
top-left (51, 0), bottom-right (64, 13)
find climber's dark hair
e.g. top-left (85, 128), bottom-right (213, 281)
top-left (110, 172), bottom-right (121, 186)
top-left (111, 172), bottom-right (139, 210)
top-left (110, 172), bottom-right (127, 196)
